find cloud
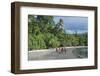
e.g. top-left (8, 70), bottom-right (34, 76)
top-left (54, 16), bottom-right (88, 33)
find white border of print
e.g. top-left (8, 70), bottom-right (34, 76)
top-left (20, 6), bottom-right (95, 70)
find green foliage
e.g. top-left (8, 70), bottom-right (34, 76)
top-left (44, 33), bottom-right (60, 48)
top-left (28, 15), bottom-right (88, 51)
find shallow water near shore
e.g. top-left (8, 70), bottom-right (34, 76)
top-left (28, 46), bottom-right (88, 61)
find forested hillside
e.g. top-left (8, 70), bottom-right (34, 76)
top-left (28, 15), bottom-right (87, 51)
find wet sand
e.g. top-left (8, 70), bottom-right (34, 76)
top-left (28, 46), bottom-right (87, 60)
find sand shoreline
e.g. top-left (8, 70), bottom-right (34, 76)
top-left (29, 46), bottom-right (87, 52)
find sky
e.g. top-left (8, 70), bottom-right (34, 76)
top-left (54, 16), bottom-right (88, 34)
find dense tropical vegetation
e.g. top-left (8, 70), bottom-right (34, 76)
top-left (28, 15), bottom-right (88, 51)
